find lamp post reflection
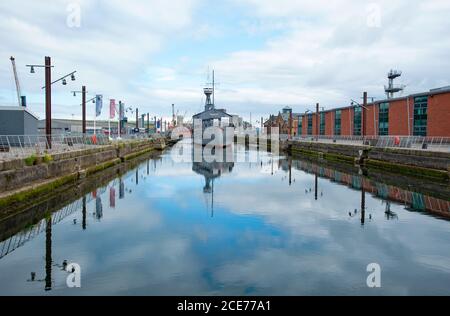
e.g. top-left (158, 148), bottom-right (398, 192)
top-left (361, 185), bottom-right (366, 226)
top-left (288, 157), bottom-right (292, 186)
top-left (45, 218), bottom-right (52, 291)
top-left (315, 173), bottom-right (318, 201)
top-left (82, 196), bottom-right (87, 230)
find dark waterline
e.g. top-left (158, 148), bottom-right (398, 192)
top-left (0, 139), bottom-right (449, 295)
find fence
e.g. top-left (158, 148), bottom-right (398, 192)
top-left (0, 134), bottom-right (111, 160)
top-left (290, 135), bottom-right (450, 153)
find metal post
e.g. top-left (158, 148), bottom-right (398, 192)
top-left (361, 184), bottom-right (366, 226)
top-left (315, 173), bottom-right (318, 201)
top-left (118, 101), bottom-right (122, 138)
top-left (82, 86), bottom-right (86, 134)
top-left (288, 112), bottom-right (292, 139)
top-left (136, 108), bottom-right (139, 130)
top-left (45, 56), bottom-right (52, 149)
top-left (362, 92), bottom-right (367, 139)
top-left (288, 158), bottom-right (292, 186)
top-left (316, 103), bottom-right (319, 141)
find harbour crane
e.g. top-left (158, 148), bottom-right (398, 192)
top-left (10, 56), bottom-right (24, 107)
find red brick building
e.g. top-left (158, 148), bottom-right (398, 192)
top-left (295, 87), bottom-right (450, 137)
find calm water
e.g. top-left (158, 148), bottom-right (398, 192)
top-left (0, 139), bottom-right (449, 296)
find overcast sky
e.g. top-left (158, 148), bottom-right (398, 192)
top-left (0, 0), bottom-right (449, 122)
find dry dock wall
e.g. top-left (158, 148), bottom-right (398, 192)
top-left (0, 138), bottom-right (167, 210)
top-left (288, 141), bottom-right (450, 182)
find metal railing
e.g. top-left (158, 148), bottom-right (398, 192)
top-left (290, 135), bottom-right (450, 152)
top-left (0, 134), bottom-right (111, 161)
top-left (0, 133), bottom-right (164, 161)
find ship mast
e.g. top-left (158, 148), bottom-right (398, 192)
top-left (212, 70), bottom-right (215, 106)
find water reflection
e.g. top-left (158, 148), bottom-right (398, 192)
top-left (288, 158), bottom-right (449, 219)
top-left (0, 140), bottom-right (449, 295)
top-left (192, 146), bottom-right (235, 217)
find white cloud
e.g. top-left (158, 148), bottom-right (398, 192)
top-left (0, 0), bottom-right (449, 122)
top-left (212, 0), bottom-right (450, 118)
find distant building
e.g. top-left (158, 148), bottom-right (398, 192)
top-left (264, 106), bottom-right (299, 136)
top-left (37, 119), bottom-right (155, 135)
top-left (0, 106), bottom-right (39, 135)
top-left (267, 87), bottom-right (450, 138)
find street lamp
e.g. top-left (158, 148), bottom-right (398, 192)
top-left (26, 57), bottom-right (76, 148)
top-left (351, 93), bottom-right (376, 138)
top-left (72, 87), bottom-right (88, 134)
top-left (363, 96), bottom-right (377, 136)
top-left (40, 71), bottom-right (76, 89)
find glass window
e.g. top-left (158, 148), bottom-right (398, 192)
top-left (353, 107), bottom-right (362, 136)
top-left (320, 113), bottom-right (326, 135)
top-left (334, 110), bottom-right (341, 136)
top-left (298, 117), bottom-right (303, 136)
top-left (378, 102), bottom-right (389, 136)
top-left (307, 114), bottom-right (313, 135)
top-left (413, 96), bottom-right (427, 136)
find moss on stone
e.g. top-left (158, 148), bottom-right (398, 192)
top-left (290, 147), bottom-right (355, 164)
top-left (123, 147), bottom-right (155, 161)
top-left (0, 173), bottom-right (78, 209)
top-left (86, 158), bottom-right (121, 176)
top-left (0, 141), bottom-right (165, 212)
top-left (365, 159), bottom-right (449, 182)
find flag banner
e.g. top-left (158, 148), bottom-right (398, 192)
top-left (157, 120), bottom-right (161, 129)
top-left (110, 187), bottom-right (116, 208)
top-left (95, 197), bottom-right (103, 220)
top-left (110, 99), bottom-right (116, 119)
top-left (96, 95), bottom-right (103, 117)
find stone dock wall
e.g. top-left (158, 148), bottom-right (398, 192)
top-left (288, 141), bottom-right (450, 182)
top-left (0, 138), bottom-right (170, 212)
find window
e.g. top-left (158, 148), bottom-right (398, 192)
top-left (320, 113), bottom-right (326, 135)
top-left (298, 117), bottom-right (303, 136)
top-left (378, 102), bottom-right (389, 136)
top-left (353, 107), bottom-right (362, 136)
top-left (334, 110), bottom-right (341, 136)
top-left (307, 114), bottom-right (313, 135)
top-left (413, 96), bottom-right (428, 136)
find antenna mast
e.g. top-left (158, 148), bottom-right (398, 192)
top-left (384, 70), bottom-right (405, 99)
top-left (212, 70), bottom-right (215, 106)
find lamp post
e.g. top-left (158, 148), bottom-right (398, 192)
top-left (316, 103), bottom-right (320, 141)
top-left (362, 96), bottom-right (377, 137)
top-left (136, 108), bottom-right (139, 131)
top-left (27, 57), bottom-right (76, 148)
top-left (351, 93), bottom-right (370, 139)
top-left (72, 86), bottom-right (87, 134)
